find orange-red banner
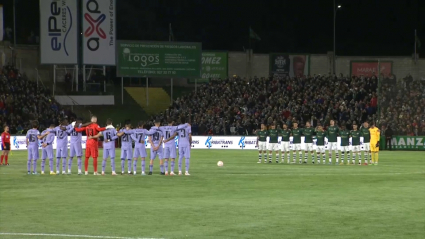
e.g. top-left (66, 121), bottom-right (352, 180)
top-left (350, 61), bottom-right (392, 77)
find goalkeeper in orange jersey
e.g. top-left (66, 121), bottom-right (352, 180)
top-left (369, 122), bottom-right (381, 165)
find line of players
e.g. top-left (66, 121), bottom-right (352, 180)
top-left (256, 120), bottom-right (381, 165)
top-left (25, 116), bottom-right (193, 176)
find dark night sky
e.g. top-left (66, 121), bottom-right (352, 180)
top-left (2, 0), bottom-right (424, 56)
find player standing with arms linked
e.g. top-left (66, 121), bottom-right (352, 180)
top-left (302, 122), bottom-right (315, 164)
top-left (41, 125), bottom-right (55, 174)
top-left (369, 122), bottom-right (380, 165)
top-left (279, 123), bottom-right (291, 163)
top-left (118, 121), bottom-right (134, 175)
top-left (350, 123), bottom-right (362, 165)
top-left (361, 122), bottom-right (372, 165)
top-left (267, 124), bottom-right (279, 163)
top-left (26, 122), bottom-right (49, 174)
top-left (256, 123), bottom-right (268, 163)
top-left (131, 121), bottom-right (149, 175)
top-left (76, 116), bottom-right (106, 175)
top-left (148, 119), bottom-right (164, 175)
top-left (339, 126), bottom-right (350, 165)
top-left (326, 120), bottom-right (339, 165)
top-left (53, 119), bottom-right (69, 174)
top-left (315, 125), bottom-right (326, 164)
top-left (1, 125), bottom-right (11, 165)
top-left (66, 118), bottom-right (89, 175)
top-left (291, 122), bottom-right (302, 164)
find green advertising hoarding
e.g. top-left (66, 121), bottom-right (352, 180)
top-left (388, 136), bottom-right (425, 150)
top-left (188, 52), bottom-right (228, 83)
top-left (116, 41), bottom-right (202, 78)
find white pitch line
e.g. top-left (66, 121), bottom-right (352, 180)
top-left (222, 172), bottom-right (425, 176)
top-left (0, 232), bottom-right (165, 239)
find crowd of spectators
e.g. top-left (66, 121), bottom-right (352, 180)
top-left (150, 74), bottom-right (382, 135)
top-left (0, 65), bottom-right (76, 134)
top-left (379, 74), bottom-right (425, 136)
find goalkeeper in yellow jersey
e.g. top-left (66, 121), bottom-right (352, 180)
top-left (369, 122), bottom-right (380, 165)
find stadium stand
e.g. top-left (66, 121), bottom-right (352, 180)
top-left (0, 65), bottom-right (76, 134)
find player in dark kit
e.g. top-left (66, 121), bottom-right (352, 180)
top-left (1, 126), bottom-right (11, 165)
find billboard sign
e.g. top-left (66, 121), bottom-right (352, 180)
top-left (390, 136), bottom-right (425, 150)
top-left (269, 54), bottom-right (310, 78)
top-left (39, 0), bottom-right (78, 64)
top-left (82, 0), bottom-right (116, 65)
top-left (350, 61), bottom-right (392, 77)
top-left (189, 51), bottom-right (228, 83)
top-left (116, 41), bottom-right (202, 78)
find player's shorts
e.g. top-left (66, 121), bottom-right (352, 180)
top-left (370, 142), bottom-right (379, 152)
top-left (121, 147), bottom-right (133, 160)
top-left (133, 147), bottom-right (147, 158)
top-left (341, 146), bottom-right (350, 152)
top-left (42, 147), bottom-right (53, 159)
top-left (258, 141), bottom-right (267, 151)
top-left (351, 145), bottom-right (361, 152)
top-left (316, 145), bottom-right (325, 153)
top-left (292, 143), bottom-right (301, 151)
top-left (56, 145), bottom-right (68, 158)
top-left (85, 145), bottom-right (98, 158)
top-left (150, 146), bottom-right (163, 160)
top-left (363, 143), bottom-right (371, 151)
top-left (328, 142), bottom-right (338, 151)
top-left (281, 141), bottom-right (290, 152)
top-left (70, 143), bottom-right (83, 157)
top-left (305, 143), bottom-right (314, 151)
top-left (103, 148), bottom-right (115, 159)
top-left (28, 147), bottom-right (39, 160)
top-left (179, 146), bottom-right (191, 159)
top-left (268, 143), bottom-right (279, 151)
top-left (163, 145), bottom-right (177, 159)
top-left (2, 143), bottom-right (10, 150)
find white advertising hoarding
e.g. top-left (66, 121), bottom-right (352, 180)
top-left (82, 0), bottom-right (116, 65)
top-left (5, 136), bottom-right (365, 151)
top-left (39, 0), bottom-right (78, 64)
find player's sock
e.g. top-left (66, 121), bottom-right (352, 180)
top-left (375, 153), bottom-right (379, 164)
top-left (68, 157), bottom-right (73, 171)
top-left (56, 157), bottom-right (61, 172)
top-left (298, 151), bottom-right (303, 163)
top-left (133, 159), bottom-right (138, 172)
top-left (111, 157), bottom-right (115, 172)
top-left (311, 152), bottom-right (315, 163)
top-left (263, 153), bottom-right (267, 162)
top-left (353, 152), bottom-right (357, 163)
top-left (258, 152), bottom-right (262, 162)
top-left (1, 155), bottom-right (3, 164)
top-left (336, 151), bottom-right (339, 163)
top-left (77, 157), bottom-right (82, 171)
top-left (322, 154), bottom-right (326, 163)
top-left (141, 159), bottom-right (146, 172)
top-left (178, 157), bottom-right (183, 171)
top-left (348, 152), bottom-right (352, 164)
top-left (121, 159), bottom-right (125, 172)
top-left (171, 160), bottom-right (175, 172)
top-left (62, 158), bottom-right (66, 172)
top-left (27, 158), bottom-right (31, 172)
top-left (41, 159), bottom-right (46, 172)
top-left (341, 152), bottom-right (344, 163)
top-left (84, 157), bottom-right (89, 172)
top-left (304, 152), bottom-right (308, 163)
top-left (281, 151), bottom-right (284, 161)
top-left (371, 153), bottom-right (375, 163)
top-left (49, 158), bottom-right (54, 172)
top-left (149, 164), bottom-right (153, 172)
top-left (93, 157), bottom-right (98, 172)
top-left (160, 164), bottom-right (164, 173)
top-left (102, 159), bottom-right (107, 172)
top-left (276, 153), bottom-right (279, 162)
top-left (287, 153), bottom-right (290, 163)
top-left (127, 159), bottom-right (131, 173)
top-left (4, 155), bottom-right (7, 164)
top-left (369, 152), bottom-right (372, 163)
top-left (293, 152), bottom-right (296, 162)
top-left (328, 153), bottom-right (332, 163)
top-left (32, 159), bottom-right (37, 172)
top-left (316, 153), bottom-right (320, 163)
top-left (164, 160), bottom-right (168, 172)
top-left (185, 158), bottom-right (190, 172)
top-left (268, 153), bottom-right (272, 162)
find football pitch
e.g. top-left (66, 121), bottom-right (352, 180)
top-left (0, 150), bottom-right (424, 239)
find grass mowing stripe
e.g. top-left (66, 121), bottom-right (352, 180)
top-left (0, 232), bottom-right (164, 239)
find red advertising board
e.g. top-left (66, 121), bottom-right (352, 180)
top-left (350, 61), bottom-right (392, 77)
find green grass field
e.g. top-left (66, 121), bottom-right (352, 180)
top-left (0, 150), bottom-right (424, 239)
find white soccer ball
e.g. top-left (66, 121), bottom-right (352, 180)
top-left (217, 161), bottom-right (224, 167)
